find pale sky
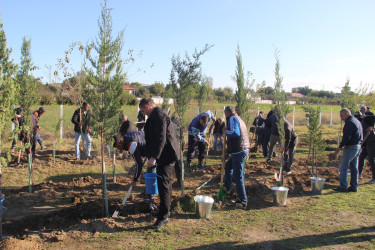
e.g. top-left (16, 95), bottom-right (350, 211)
top-left (1, 0), bottom-right (374, 93)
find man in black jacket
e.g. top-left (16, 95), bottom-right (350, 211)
top-left (119, 114), bottom-right (132, 136)
top-left (31, 107), bottom-right (46, 159)
top-left (72, 102), bottom-right (92, 160)
top-left (139, 98), bottom-right (180, 229)
top-left (11, 107), bottom-right (24, 152)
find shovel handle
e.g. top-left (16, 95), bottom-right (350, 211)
top-left (220, 135), bottom-right (226, 187)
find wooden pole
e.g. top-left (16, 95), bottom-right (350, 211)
top-left (292, 106), bottom-right (295, 127)
top-left (113, 151), bottom-right (116, 183)
top-left (53, 136), bottom-right (56, 165)
top-left (330, 107), bottom-right (333, 127)
top-left (28, 153), bottom-right (32, 193)
top-left (319, 108), bottom-right (322, 126)
top-left (60, 104), bottom-right (63, 139)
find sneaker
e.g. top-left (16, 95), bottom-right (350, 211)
top-left (147, 202), bottom-right (158, 212)
top-left (198, 165), bottom-right (207, 172)
top-left (223, 186), bottom-right (231, 196)
top-left (235, 200), bottom-right (247, 210)
top-left (152, 218), bottom-right (169, 229)
top-left (197, 160), bottom-right (203, 169)
top-left (333, 187), bottom-right (348, 192)
top-left (285, 170), bottom-right (292, 175)
top-left (366, 179), bottom-right (375, 184)
top-left (348, 186), bottom-right (358, 192)
top-left (41, 145), bottom-right (48, 150)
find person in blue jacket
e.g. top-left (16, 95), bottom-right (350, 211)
top-left (186, 110), bottom-right (216, 171)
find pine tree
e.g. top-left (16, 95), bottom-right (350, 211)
top-left (84, 0), bottom-right (126, 217)
top-left (234, 45), bottom-right (252, 124)
top-left (340, 79), bottom-right (357, 113)
top-left (16, 37), bottom-right (38, 127)
top-left (0, 18), bottom-right (18, 163)
top-left (170, 44), bottom-right (212, 127)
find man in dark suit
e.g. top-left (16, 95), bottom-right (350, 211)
top-left (139, 98), bottom-right (180, 229)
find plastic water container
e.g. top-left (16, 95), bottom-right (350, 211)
top-left (144, 173), bottom-right (158, 194)
top-left (1, 197), bottom-right (4, 216)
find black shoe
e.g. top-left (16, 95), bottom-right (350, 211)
top-left (198, 165), bottom-right (207, 172)
top-left (197, 160), bottom-right (203, 169)
top-left (334, 187), bottom-right (348, 192)
top-left (147, 202), bottom-right (158, 212)
top-left (348, 186), bottom-right (358, 192)
top-left (152, 218), bottom-right (169, 229)
top-left (235, 200), bottom-right (247, 210)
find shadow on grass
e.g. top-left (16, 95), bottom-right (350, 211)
top-left (185, 226), bottom-right (375, 249)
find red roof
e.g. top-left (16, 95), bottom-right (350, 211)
top-left (291, 93), bottom-right (305, 98)
top-left (123, 85), bottom-right (135, 90)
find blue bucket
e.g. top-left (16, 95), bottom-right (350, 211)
top-left (144, 173), bottom-right (158, 194)
top-left (1, 197), bottom-right (4, 216)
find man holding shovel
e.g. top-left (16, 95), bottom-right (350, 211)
top-left (113, 132), bottom-right (157, 212)
top-left (72, 102), bottom-right (92, 160)
top-left (334, 108), bottom-right (363, 192)
top-left (186, 111), bottom-right (216, 171)
top-left (283, 120), bottom-right (299, 175)
top-left (222, 106), bottom-right (250, 209)
top-left (139, 98), bottom-right (180, 229)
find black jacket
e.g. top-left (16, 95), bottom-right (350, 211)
top-left (212, 120), bottom-right (226, 135)
top-left (136, 111), bottom-right (145, 130)
top-left (144, 106), bottom-right (180, 166)
top-left (120, 120), bottom-right (132, 136)
top-left (72, 108), bottom-right (91, 133)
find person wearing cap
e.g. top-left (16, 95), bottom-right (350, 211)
top-left (71, 102), bottom-right (92, 160)
top-left (31, 107), bottom-right (46, 159)
top-left (113, 131), bottom-right (158, 212)
top-left (334, 108), bottom-right (363, 192)
top-left (119, 114), bottom-right (132, 136)
top-left (360, 106), bottom-right (367, 116)
top-left (11, 107), bottom-right (24, 152)
top-left (186, 110), bottom-right (216, 171)
top-left (222, 106), bottom-right (250, 209)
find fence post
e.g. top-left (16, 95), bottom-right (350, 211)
top-left (113, 151), bottom-right (116, 183)
top-left (257, 107), bottom-right (259, 116)
top-left (307, 112), bottom-right (309, 126)
top-left (292, 106), bottom-right (295, 127)
top-left (319, 108), bottom-right (322, 126)
top-left (60, 104), bottom-right (63, 139)
top-left (330, 107), bottom-right (333, 127)
top-left (197, 106), bottom-right (200, 115)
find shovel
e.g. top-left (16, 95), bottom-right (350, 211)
top-left (217, 135), bottom-right (226, 201)
top-left (112, 185), bottom-right (133, 218)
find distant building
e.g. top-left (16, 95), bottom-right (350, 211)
top-left (123, 85), bottom-right (135, 95)
top-left (291, 93), bottom-right (306, 98)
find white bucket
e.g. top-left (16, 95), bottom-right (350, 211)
top-left (271, 186), bottom-right (289, 206)
top-left (194, 195), bottom-right (214, 219)
top-left (310, 177), bottom-right (326, 194)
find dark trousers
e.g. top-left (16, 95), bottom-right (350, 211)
top-left (156, 161), bottom-right (175, 220)
top-left (359, 144), bottom-right (375, 179)
top-left (262, 127), bottom-right (271, 157)
top-left (174, 160), bottom-right (182, 185)
top-left (31, 130), bottom-right (38, 158)
top-left (187, 135), bottom-right (206, 163)
top-left (284, 137), bottom-right (298, 172)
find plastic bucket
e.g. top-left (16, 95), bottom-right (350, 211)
top-left (1, 197), bottom-right (4, 216)
top-left (194, 195), bottom-right (214, 219)
top-left (144, 173), bottom-right (158, 194)
top-left (271, 187), bottom-right (289, 206)
top-left (310, 177), bottom-right (326, 194)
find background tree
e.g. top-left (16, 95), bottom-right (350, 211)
top-left (84, 0), bottom-right (126, 217)
top-left (340, 79), bottom-right (357, 113)
top-left (197, 76), bottom-right (209, 112)
top-left (170, 44), bottom-right (213, 128)
top-left (16, 37), bottom-right (39, 126)
top-left (234, 45), bottom-right (252, 124)
top-left (149, 82), bottom-right (164, 96)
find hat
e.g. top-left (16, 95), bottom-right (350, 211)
top-left (224, 106), bottom-right (235, 115)
top-left (38, 107), bottom-right (46, 113)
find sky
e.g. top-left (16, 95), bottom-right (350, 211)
top-left (1, 0), bottom-right (375, 93)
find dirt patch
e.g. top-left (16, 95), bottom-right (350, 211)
top-left (2, 148), bottom-right (371, 248)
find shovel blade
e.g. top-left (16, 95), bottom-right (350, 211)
top-left (112, 210), bottom-right (120, 218)
top-left (216, 187), bottom-right (226, 201)
top-left (274, 172), bottom-right (281, 182)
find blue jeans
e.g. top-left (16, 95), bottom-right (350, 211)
top-left (224, 149), bottom-right (249, 203)
top-left (213, 133), bottom-right (223, 151)
top-left (75, 132), bottom-right (92, 159)
top-left (339, 144), bottom-right (361, 190)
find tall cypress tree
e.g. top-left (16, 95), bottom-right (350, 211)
top-left (16, 37), bottom-right (38, 127)
top-left (84, 0), bottom-right (126, 217)
top-left (234, 45), bottom-right (251, 124)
